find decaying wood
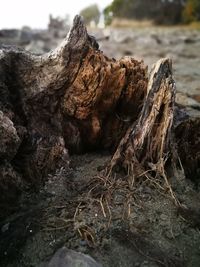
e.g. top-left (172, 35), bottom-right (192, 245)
top-left (0, 16), bottom-right (147, 208)
top-left (175, 117), bottom-right (200, 182)
top-left (0, 15), bottom-right (199, 213)
top-left (107, 58), bottom-right (176, 178)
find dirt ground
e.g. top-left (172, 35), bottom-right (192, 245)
top-left (0, 152), bottom-right (200, 267)
top-left (0, 26), bottom-right (200, 267)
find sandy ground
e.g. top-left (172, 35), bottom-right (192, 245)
top-left (0, 27), bottom-right (200, 267)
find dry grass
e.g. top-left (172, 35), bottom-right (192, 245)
top-left (109, 18), bottom-right (200, 30)
top-left (111, 18), bottom-right (154, 28)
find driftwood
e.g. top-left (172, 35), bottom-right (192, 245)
top-left (0, 16), bottom-right (199, 213)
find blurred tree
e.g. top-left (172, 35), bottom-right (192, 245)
top-left (182, 0), bottom-right (200, 23)
top-left (80, 4), bottom-right (100, 26)
top-left (155, 0), bottom-right (185, 25)
top-left (104, 5), bottom-right (113, 25)
top-left (104, 0), bottom-right (186, 25)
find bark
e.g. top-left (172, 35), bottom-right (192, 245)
top-left (107, 58), bottom-right (176, 177)
top-left (0, 16), bottom-right (147, 207)
top-left (0, 111), bottom-right (21, 161)
top-left (175, 117), bottom-right (200, 182)
top-left (0, 15), bottom-right (199, 213)
top-left (107, 58), bottom-right (200, 183)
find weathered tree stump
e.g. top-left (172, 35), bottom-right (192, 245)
top-left (0, 15), bottom-right (199, 213)
top-left (107, 58), bottom-right (176, 176)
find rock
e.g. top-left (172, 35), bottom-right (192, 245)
top-left (1, 222), bottom-right (10, 233)
top-left (183, 37), bottom-right (196, 44)
top-left (160, 214), bottom-right (168, 221)
top-left (44, 247), bottom-right (102, 267)
top-left (176, 92), bottom-right (200, 110)
top-left (25, 40), bottom-right (47, 54)
top-left (20, 29), bottom-right (33, 44)
top-left (0, 29), bottom-right (19, 39)
top-left (109, 29), bottom-right (135, 43)
top-left (191, 94), bottom-right (200, 103)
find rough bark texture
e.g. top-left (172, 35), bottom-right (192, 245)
top-left (0, 16), bottom-right (147, 209)
top-left (0, 15), bottom-right (199, 214)
top-left (175, 118), bottom-right (200, 182)
top-left (107, 58), bottom-right (176, 178)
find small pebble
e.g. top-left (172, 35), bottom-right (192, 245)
top-left (1, 223), bottom-right (10, 233)
top-left (160, 214), bottom-right (168, 221)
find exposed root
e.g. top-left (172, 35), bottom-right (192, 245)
top-left (77, 225), bottom-right (96, 247)
top-left (102, 58), bottom-right (180, 206)
top-left (74, 59), bottom-right (181, 230)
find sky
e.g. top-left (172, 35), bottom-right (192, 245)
top-left (0, 0), bottom-right (112, 29)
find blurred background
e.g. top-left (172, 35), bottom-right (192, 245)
top-left (0, 0), bottom-right (200, 111)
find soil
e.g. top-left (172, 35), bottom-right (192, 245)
top-left (0, 152), bottom-right (200, 267)
top-left (0, 26), bottom-right (200, 267)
